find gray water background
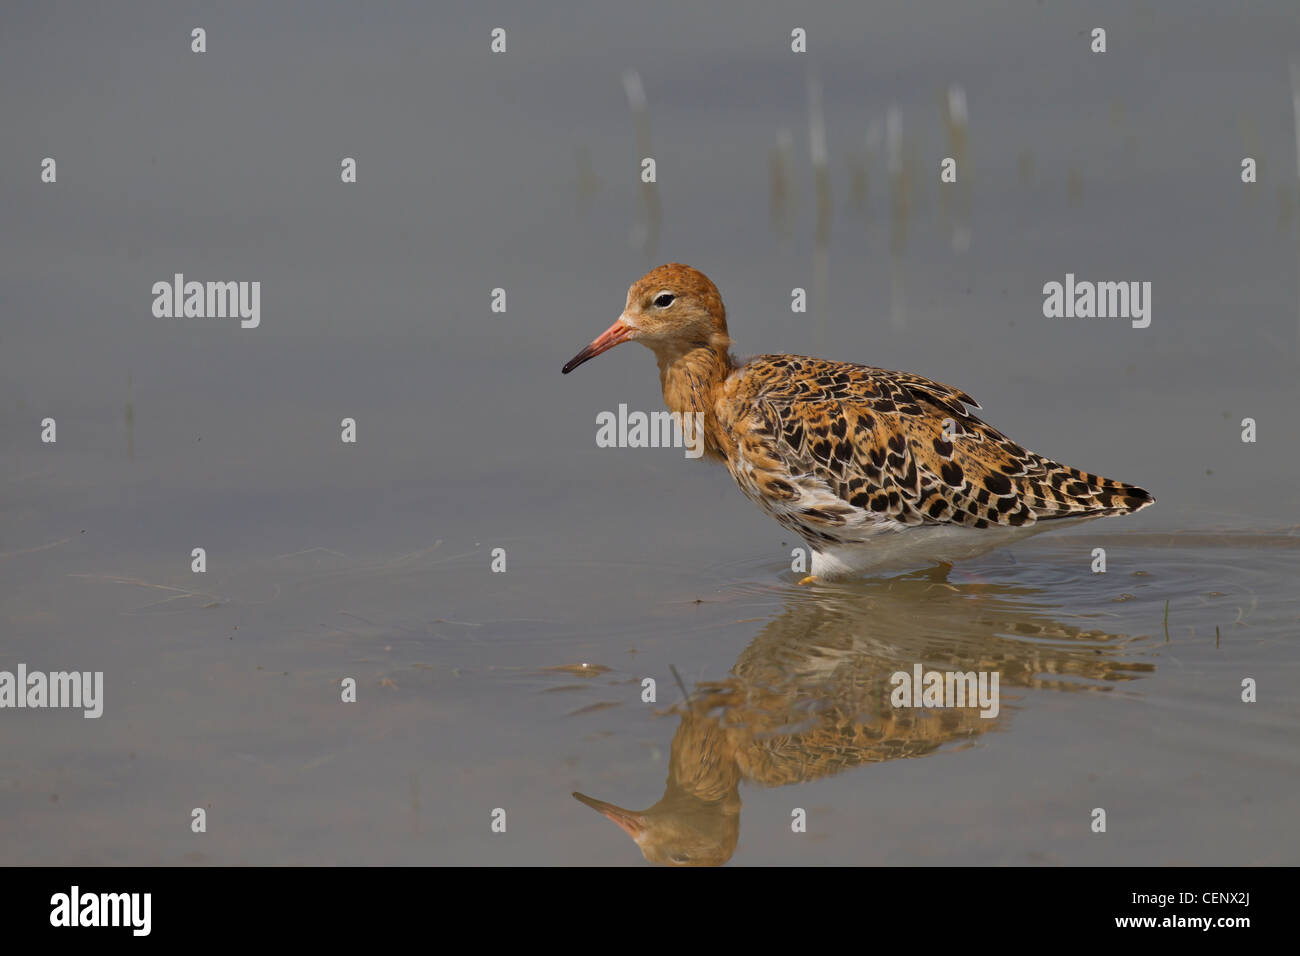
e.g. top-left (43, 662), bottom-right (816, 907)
top-left (1, 0), bottom-right (1298, 864)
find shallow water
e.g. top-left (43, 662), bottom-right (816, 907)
top-left (3, 532), bottom-right (1296, 864)
top-left (2, 1), bottom-right (1299, 864)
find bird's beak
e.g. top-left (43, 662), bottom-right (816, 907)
top-left (562, 317), bottom-right (636, 374)
top-left (572, 791), bottom-right (648, 840)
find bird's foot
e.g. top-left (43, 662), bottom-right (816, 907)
top-left (797, 575), bottom-right (819, 586)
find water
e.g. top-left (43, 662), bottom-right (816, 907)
top-left (2, 1), bottom-right (1298, 864)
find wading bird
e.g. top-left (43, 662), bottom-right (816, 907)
top-left (563, 264), bottom-right (1153, 579)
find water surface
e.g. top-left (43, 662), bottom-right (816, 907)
top-left (2, 0), bottom-right (1298, 865)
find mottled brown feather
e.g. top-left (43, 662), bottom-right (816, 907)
top-left (719, 355), bottom-right (1153, 546)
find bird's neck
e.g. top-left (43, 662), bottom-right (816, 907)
top-left (656, 343), bottom-right (730, 414)
top-left (655, 339), bottom-right (733, 458)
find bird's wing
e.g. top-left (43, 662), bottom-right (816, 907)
top-left (719, 355), bottom-right (1153, 541)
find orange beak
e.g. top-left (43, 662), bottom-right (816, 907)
top-left (572, 791), bottom-right (647, 839)
top-left (562, 318), bottom-right (636, 374)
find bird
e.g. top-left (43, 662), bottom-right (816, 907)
top-left (562, 263), bottom-right (1153, 579)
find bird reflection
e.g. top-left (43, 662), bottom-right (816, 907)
top-left (574, 569), bottom-right (1155, 865)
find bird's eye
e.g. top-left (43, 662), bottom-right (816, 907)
top-left (653, 292), bottom-right (675, 308)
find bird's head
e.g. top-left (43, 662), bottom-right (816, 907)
top-left (572, 789), bottom-right (740, 867)
top-left (562, 263), bottom-right (730, 374)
